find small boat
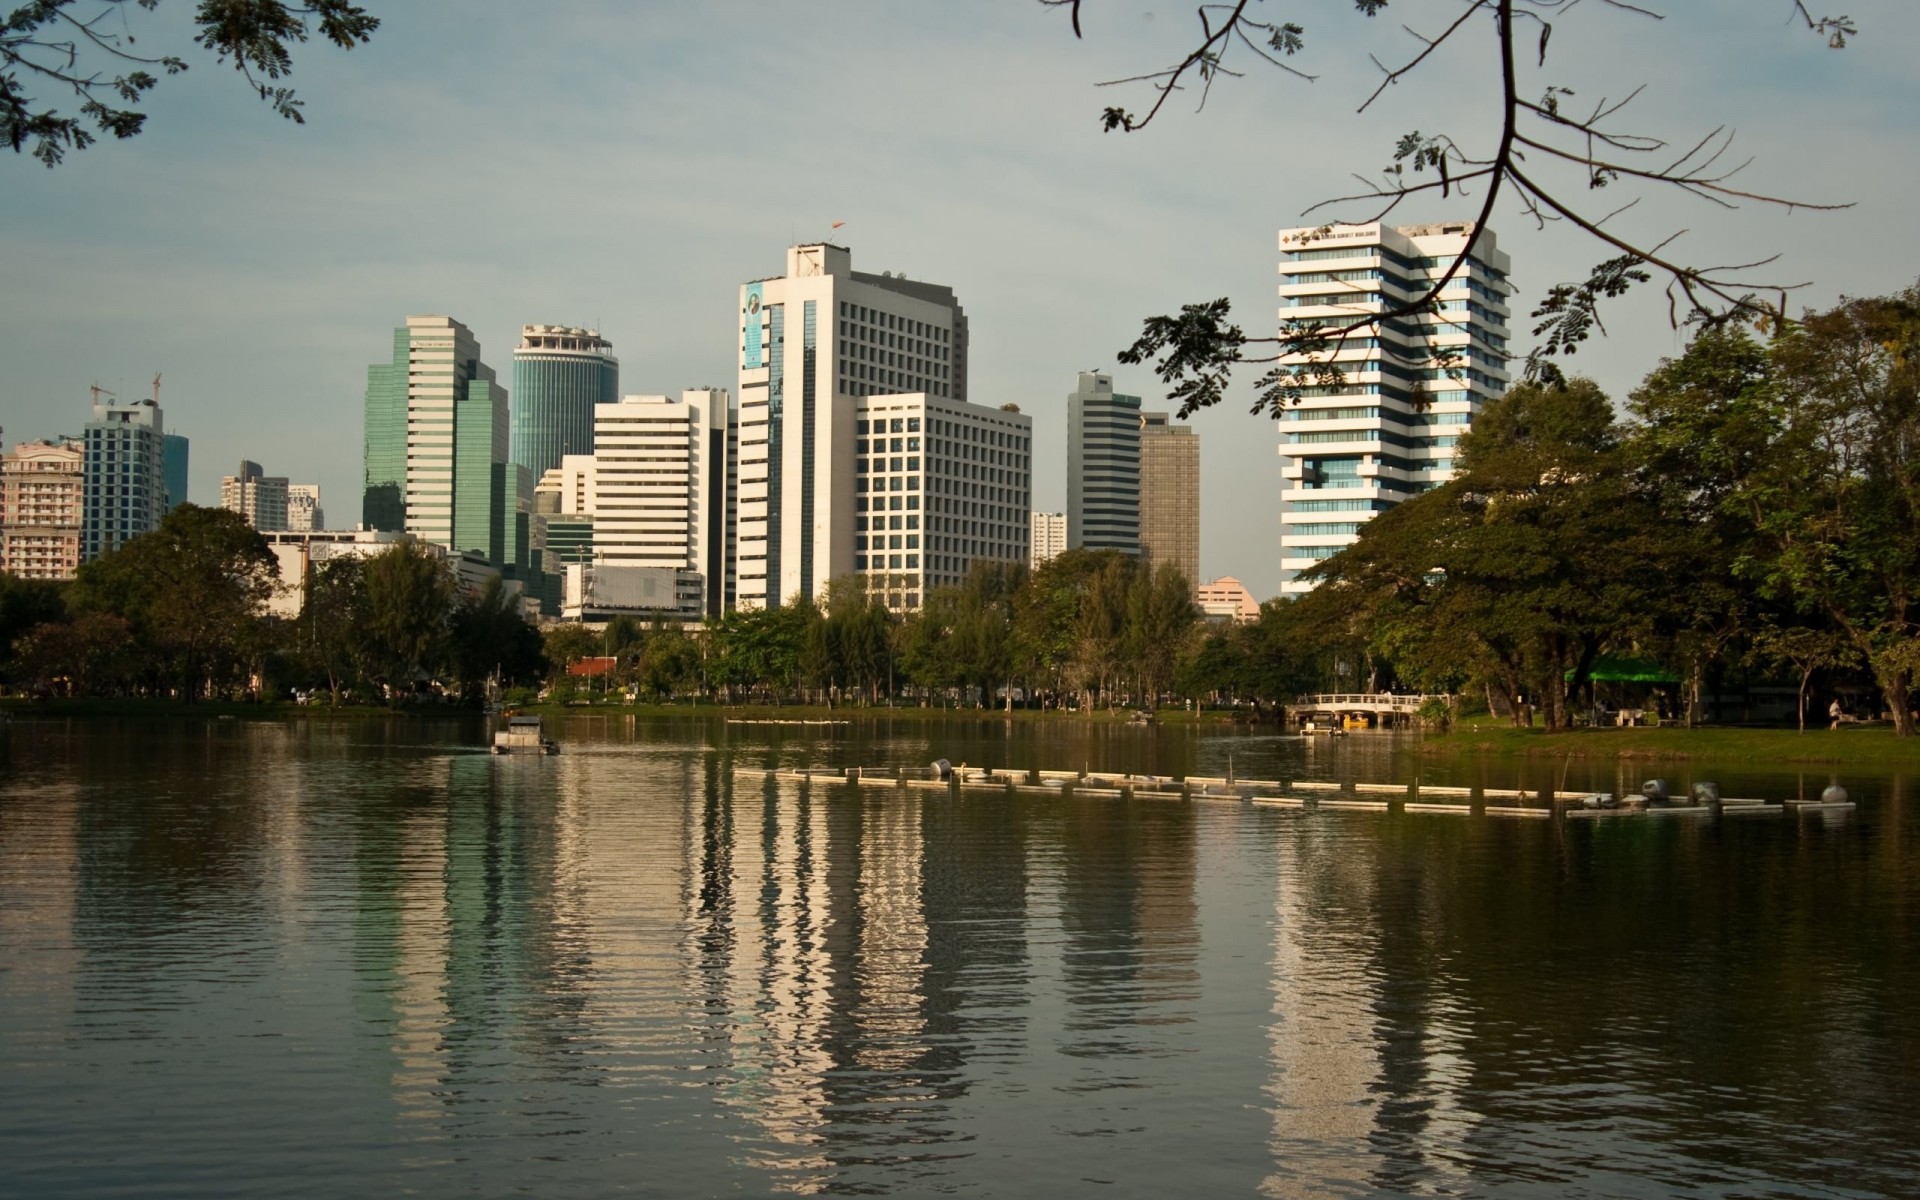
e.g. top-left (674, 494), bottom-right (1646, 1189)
top-left (493, 713), bottom-right (559, 756)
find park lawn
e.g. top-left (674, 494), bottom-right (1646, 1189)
top-left (1425, 718), bottom-right (1920, 767)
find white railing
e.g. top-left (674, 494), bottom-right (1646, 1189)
top-left (1294, 693), bottom-right (1434, 712)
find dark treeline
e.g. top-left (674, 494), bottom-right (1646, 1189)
top-left (0, 505), bottom-right (545, 705)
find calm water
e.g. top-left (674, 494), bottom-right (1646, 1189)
top-left (2, 714), bottom-right (1916, 1198)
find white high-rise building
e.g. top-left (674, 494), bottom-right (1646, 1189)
top-left (1030, 511), bottom-right (1067, 570)
top-left (580, 390), bottom-right (731, 617)
top-left (853, 391), bottom-right (1030, 610)
top-left (221, 460), bottom-right (290, 531)
top-left (735, 243), bottom-right (969, 609)
top-left (1274, 221), bottom-right (1511, 594)
top-left (1066, 371), bottom-right (1141, 555)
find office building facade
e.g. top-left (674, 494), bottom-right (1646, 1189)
top-left (286, 484), bottom-right (323, 532)
top-left (221, 460), bottom-right (290, 531)
top-left (1139, 410), bottom-right (1200, 586)
top-left (1, 439), bottom-right (84, 579)
top-left (510, 325), bottom-right (618, 480)
top-left (363, 315), bottom-right (523, 571)
top-left (1275, 221), bottom-right (1511, 595)
top-left (736, 243), bottom-right (969, 609)
top-left (82, 397), bottom-right (167, 560)
top-left (1030, 511), bottom-right (1067, 570)
top-left (853, 391), bottom-right (1030, 611)
top-left (584, 389), bottom-right (731, 617)
top-left (1066, 371), bottom-right (1141, 555)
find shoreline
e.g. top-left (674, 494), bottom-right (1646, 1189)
top-left (1421, 721), bottom-right (1920, 767)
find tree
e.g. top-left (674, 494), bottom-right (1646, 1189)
top-left (1752, 622), bottom-right (1858, 733)
top-left (448, 577), bottom-right (545, 703)
top-left (68, 503), bottom-right (278, 700)
top-left (0, 572), bottom-right (66, 687)
top-left (1309, 378), bottom-right (1669, 730)
top-left (1749, 286), bottom-right (1920, 734)
top-left (1050, 1), bottom-right (1857, 413)
top-left (357, 539), bottom-right (452, 701)
top-left (299, 552), bottom-right (367, 704)
top-left (5, 0), bottom-right (380, 167)
top-left (1126, 562), bottom-right (1196, 708)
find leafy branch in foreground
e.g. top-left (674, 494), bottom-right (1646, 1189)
top-left (3, 0), bottom-right (379, 166)
top-left (1051, 0), bottom-right (1855, 415)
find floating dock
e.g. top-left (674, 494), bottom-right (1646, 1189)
top-left (729, 765), bottom-right (1828, 822)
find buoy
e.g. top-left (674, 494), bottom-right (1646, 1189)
top-left (931, 758), bottom-right (952, 781)
top-left (1822, 784), bottom-right (1848, 804)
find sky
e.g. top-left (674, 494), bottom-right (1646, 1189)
top-left (4, 0), bottom-right (1916, 600)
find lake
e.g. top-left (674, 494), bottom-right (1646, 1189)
top-left (2, 713), bottom-right (1916, 1198)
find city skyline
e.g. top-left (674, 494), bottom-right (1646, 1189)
top-left (4, 3), bottom-right (1915, 598)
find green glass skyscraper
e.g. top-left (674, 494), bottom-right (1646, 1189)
top-left (509, 325), bottom-right (618, 480)
top-left (364, 315), bottom-right (521, 569)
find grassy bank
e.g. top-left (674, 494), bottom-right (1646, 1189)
top-left (1425, 718), bottom-right (1920, 767)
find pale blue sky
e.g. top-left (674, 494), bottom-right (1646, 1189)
top-left (4, 0), bottom-right (1915, 598)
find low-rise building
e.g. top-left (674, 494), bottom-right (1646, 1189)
top-left (1196, 576), bottom-right (1261, 623)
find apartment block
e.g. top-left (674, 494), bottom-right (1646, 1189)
top-left (1, 439), bottom-right (84, 579)
top-left (1274, 221), bottom-right (1511, 594)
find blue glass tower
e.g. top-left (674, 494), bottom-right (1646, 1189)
top-left (509, 325), bottom-right (618, 480)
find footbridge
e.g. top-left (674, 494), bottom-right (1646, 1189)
top-left (1290, 693), bottom-right (1437, 728)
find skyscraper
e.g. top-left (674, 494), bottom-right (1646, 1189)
top-left (1274, 221), bottom-right (1511, 595)
top-left (735, 243), bottom-right (970, 609)
top-left (1, 438), bottom-right (84, 579)
top-left (1138, 410), bottom-right (1200, 586)
top-left (510, 325), bottom-right (618, 480)
top-left (363, 315), bottom-right (518, 568)
top-left (1030, 511), bottom-right (1067, 570)
top-left (82, 395), bottom-right (167, 560)
top-left (221, 460), bottom-right (290, 531)
top-left (1066, 371), bottom-right (1140, 555)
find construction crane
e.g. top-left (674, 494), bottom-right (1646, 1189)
top-left (151, 373), bottom-right (161, 404)
top-left (89, 384), bottom-right (116, 406)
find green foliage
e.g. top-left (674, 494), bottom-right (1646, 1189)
top-left (357, 539), bottom-right (454, 699)
top-left (0, 572), bottom-right (67, 686)
top-left (67, 503), bottom-right (278, 699)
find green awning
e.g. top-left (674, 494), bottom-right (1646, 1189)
top-left (1569, 655), bottom-right (1680, 684)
